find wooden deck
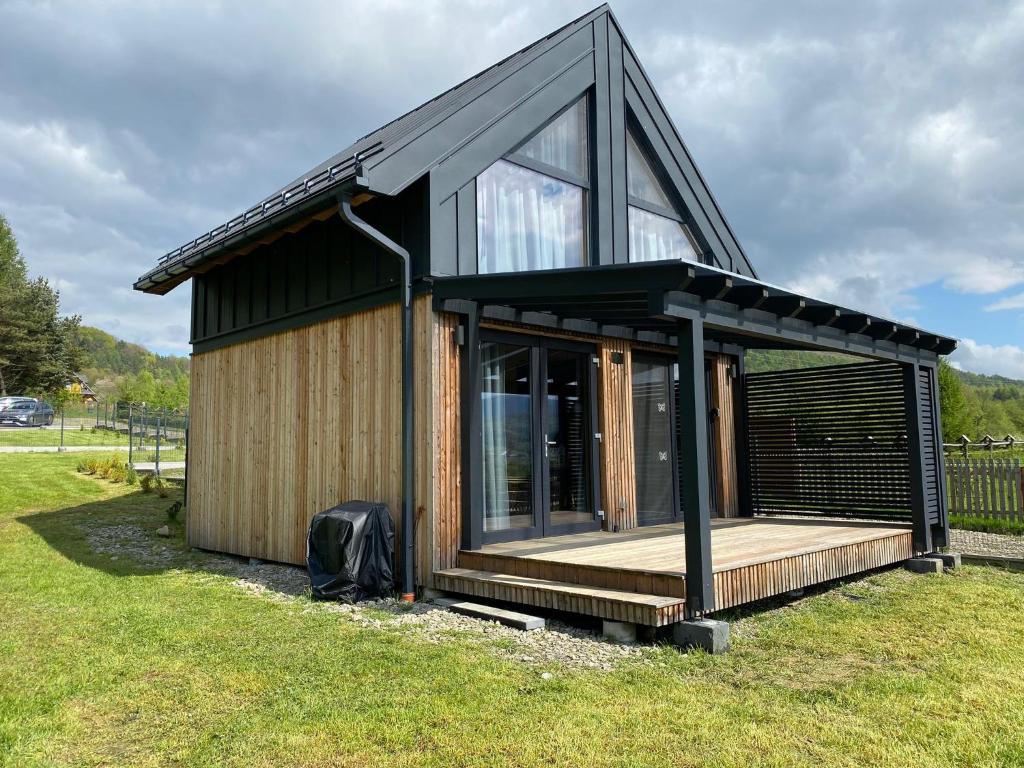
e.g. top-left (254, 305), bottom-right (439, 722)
top-left (435, 517), bottom-right (915, 625)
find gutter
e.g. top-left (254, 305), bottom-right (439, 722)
top-left (336, 183), bottom-right (416, 602)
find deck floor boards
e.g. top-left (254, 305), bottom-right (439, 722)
top-left (474, 518), bottom-right (911, 575)
top-left (449, 517), bottom-right (915, 619)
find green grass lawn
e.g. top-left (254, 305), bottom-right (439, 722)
top-left (0, 427), bottom-right (187, 455)
top-left (0, 427), bottom-right (129, 448)
top-left (2, 455), bottom-right (1024, 767)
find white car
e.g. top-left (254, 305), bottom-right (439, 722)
top-left (0, 396), bottom-right (36, 413)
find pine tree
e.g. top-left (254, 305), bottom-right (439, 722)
top-left (0, 214), bottom-right (82, 396)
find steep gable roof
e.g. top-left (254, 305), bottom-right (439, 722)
top-left (136, 4), bottom-right (757, 293)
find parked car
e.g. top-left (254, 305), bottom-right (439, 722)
top-left (0, 400), bottom-right (54, 426)
top-left (0, 396), bottom-right (36, 413)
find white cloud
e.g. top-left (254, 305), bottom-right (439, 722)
top-left (985, 292), bottom-right (1024, 312)
top-left (0, 0), bottom-right (1022, 359)
top-left (949, 338), bottom-right (1024, 380)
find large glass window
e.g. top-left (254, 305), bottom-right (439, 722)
top-left (477, 98), bottom-right (589, 274)
top-left (626, 130), bottom-right (702, 264)
top-left (481, 342), bottom-right (535, 532)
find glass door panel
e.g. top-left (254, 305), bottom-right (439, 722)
top-left (481, 342), bottom-right (535, 533)
top-left (544, 349), bottom-right (592, 529)
top-left (633, 355), bottom-right (677, 526)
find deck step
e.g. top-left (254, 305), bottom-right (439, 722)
top-left (434, 568), bottom-right (687, 627)
top-left (433, 598), bottom-right (545, 631)
top-left (457, 549), bottom-right (686, 599)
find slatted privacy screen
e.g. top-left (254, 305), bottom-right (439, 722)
top-left (745, 361), bottom-right (913, 521)
top-left (917, 366), bottom-right (943, 526)
top-left (946, 457), bottom-right (1024, 521)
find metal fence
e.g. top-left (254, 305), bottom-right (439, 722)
top-left (0, 399), bottom-right (188, 477)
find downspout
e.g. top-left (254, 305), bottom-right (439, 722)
top-left (337, 183), bottom-right (415, 602)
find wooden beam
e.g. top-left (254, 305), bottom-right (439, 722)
top-left (761, 295), bottom-right (806, 318)
top-left (834, 313), bottom-right (873, 335)
top-left (867, 323), bottom-right (898, 341)
top-left (691, 275), bottom-right (733, 301)
top-left (801, 303), bottom-right (841, 327)
top-left (726, 285), bottom-right (768, 310)
top-left (677, 317), bottom-right (715, 614)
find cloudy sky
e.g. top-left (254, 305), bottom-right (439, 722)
top-left (1, 1), bottom-right (1022, 376)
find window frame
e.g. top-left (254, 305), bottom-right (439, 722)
top-left (476, 328), bottom-right (602, 545)
top-left (475, 94), bottom-right (593, 274)
top-left (625, 125), bottom-right (706, 262)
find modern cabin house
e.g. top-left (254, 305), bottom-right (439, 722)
top-left (136, 6), bottom-right (956, 643)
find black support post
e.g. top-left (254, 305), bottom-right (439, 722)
top-left (902, 363), bottom-right (933, 554)
top-left (460, 303), bottom-right (483, 551)
top-left (677, 317), bottom-right (715, 615)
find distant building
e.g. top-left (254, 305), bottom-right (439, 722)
top-left (66, 373), bottom-right (98, 405)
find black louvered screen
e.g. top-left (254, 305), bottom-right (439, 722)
top-left (745, 361), bottom-right (914, 521)
top-left (918, 366), bottom-right (942, 525)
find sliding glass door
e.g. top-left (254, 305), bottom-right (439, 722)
top-left (481, 341), bottom-right (535, 534)
top-left (632, 354), bottom-right (678, 526)
top-left (480, 331), bottom-right (600, 542)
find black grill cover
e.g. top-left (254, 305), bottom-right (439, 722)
top-left (306, 501), bottom-right (395, 602)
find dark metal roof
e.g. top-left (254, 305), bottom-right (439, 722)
top-left (430, 258), bottom-right (958, 360)
top-left (135, 5), bottom-right (610, 294)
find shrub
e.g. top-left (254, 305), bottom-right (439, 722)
top-left (76, 459), bottom-right (88, 473)
top-left (156, 478), bottom-right (169, 498)
top-left (140, 474), bottom-right (153, 493)
top-left (84, 458), bottom-right (100, 475)
top-left (950, 514), bottom-right (1024, 537)
top-left (109, 465), bottom-right (126, 484)
top-left (125, 466), bottom-right (138, 486)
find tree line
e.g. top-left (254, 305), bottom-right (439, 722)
top-left (0, 214), bottom-right (190, 410)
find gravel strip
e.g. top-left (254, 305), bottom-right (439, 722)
top-left (84, 519), bottom-right (660, 671)
top-left (949, 529), bottom-right (1024, 559)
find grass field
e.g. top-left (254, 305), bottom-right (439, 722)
top-left (0, 427), bottom-right (187, 455)
top-left (2, 454), bottom-right (1024, 766)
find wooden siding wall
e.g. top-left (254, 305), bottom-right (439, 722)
top-left (709, 355), bottom-right (739, 517)
top-left (431, 311), bottom-right (462, 576)
top-left (600, 339), bottom-right (638, 531)
top-left (188, 299), bottom-right (440, 573)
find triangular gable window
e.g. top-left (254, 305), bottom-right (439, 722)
top-left (477, 97), bottom-right (590, 274)
top-left (511, 98), bottom-right (589, 183)
top-left (626, 130), bottom-right (701, 263)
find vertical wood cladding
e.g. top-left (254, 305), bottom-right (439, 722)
top-left (188, 301), bottom-right (410, 567)
top-left (432, 311), bottom-right (462, 575)
top-left (708, 355), bottom-right (739, 518)
top-left (599, 339), bottom-right (637, 531)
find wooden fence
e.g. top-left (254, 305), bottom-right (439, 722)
top-left (946, 457), bottom-right (1024, 520)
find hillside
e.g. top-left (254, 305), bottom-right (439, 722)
top-left (75, 325), bottom-right (189, 407)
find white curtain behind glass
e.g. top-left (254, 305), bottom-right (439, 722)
top-left (477, 160), bottom-right (585, 273)
top-left (481, 347), bottom-right (510, 530)
top-left (628, 206), bottom-right (700, 263)
top-left (514, 98), bottom-right (588, 180)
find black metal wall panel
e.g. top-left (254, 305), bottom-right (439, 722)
top-left (745, 361), bottom-right (914, 521)
top-left (190, 182), bottom-right (427, 352)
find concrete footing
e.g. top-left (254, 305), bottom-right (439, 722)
top-left (672, 619), bottom-right (730, 654)
top-left (601, 620), bottom-right (637, 643)
top-left (925, 552), bottom-right (961, 571)
top-left (905, 557), bottom-right (943, 574)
